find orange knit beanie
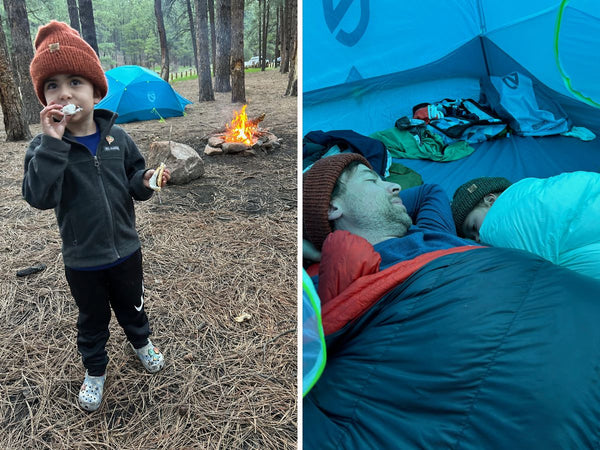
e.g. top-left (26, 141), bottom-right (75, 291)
top-left (29, 20), bottom-right (107, 105)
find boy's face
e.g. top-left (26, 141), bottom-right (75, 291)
top-left (43, 74), bottom-right (101, 122)
top-left (462, 205), bottom-right (490, 242)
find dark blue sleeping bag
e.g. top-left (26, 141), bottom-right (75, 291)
top-left (304, 247), bottom-right (600, 449)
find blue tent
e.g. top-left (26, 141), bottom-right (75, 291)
top-left (303, 0), bottom-right (600, 198)
top-left (95, 65), bottom-right (192, 124)
top-left (304, 0), bottom-right (600, 135)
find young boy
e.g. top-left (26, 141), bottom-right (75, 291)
top-left (22, 21), bottom-right (170, 412)
top-left (452, 173), bottom-right (600, 280)
top-left (451, 177), bottom-right (512, 243)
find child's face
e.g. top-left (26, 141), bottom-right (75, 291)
top-left (43, 74), bottom-right (101, 121)
top-left (462, 205), bottom-right (490, 242)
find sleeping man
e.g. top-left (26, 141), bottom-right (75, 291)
top-left (303, 153), bottom-right (600, 449)
top-left (452, 172), bottom-right (600, 280)
top-left (303, 153), bottom-right (476, 272)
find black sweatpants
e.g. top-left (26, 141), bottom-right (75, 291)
top-left (64, 248), bottom-right (151, 376)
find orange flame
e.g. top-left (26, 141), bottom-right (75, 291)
top-left (224, 105), bottom-right (257, 145)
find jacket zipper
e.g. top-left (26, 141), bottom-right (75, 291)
top-left (94, 155), bottom-right (120, 259)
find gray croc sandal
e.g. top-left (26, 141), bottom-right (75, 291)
top-left (78, 371), bottom-right (106, 412)
top-left (132, 339), bottom-right (164, 373)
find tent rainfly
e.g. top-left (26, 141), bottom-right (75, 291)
top-left (95, 65), bottom-right (192, 124)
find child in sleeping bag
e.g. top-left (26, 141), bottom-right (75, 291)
top-left (451, 172), bottom-right (600, 280)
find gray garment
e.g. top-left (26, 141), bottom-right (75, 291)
top-left (22, 109), bottom-right (154, 268)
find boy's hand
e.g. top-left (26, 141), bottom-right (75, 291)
top-left (40, 103), bottom-right (71, 140)
top-left (143, 166), bottom-right (171, 189)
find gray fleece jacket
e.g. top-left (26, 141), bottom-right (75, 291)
top-left (22, 109), bottom-right (153, 268)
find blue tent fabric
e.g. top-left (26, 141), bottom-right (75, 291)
top-left (303, 1), bottom-right (600, 136)
top-left (394, 134), bottom-right (600, 199)
top-left (95, 65), bottom-right (192, 124)
top-left (302, 0), bottom-right (600, 203)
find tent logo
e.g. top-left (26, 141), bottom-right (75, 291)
top-left (147, 91), bottom-right (156, 103)
top-left (502, 72), bottom-right (519, 90)
top-left (322, 0), bottom-right (370, 47)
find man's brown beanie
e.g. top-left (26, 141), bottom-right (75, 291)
top-left (29, 20), bottom-right (108, 105)
top-left (451, 177), bottom-right (512, 236)
top-left (303, 153), bottom-right (371, 251)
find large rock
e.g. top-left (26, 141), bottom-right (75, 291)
top-left (147, 141), bottom-right (205, 185)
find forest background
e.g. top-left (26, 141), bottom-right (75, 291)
top-left (17, 0), bottom-right (290, 69)
top-left (0, 0), bottom-right (297, 135)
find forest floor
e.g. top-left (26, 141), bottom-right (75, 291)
top-left (0, 69), bottom-right (298, 449)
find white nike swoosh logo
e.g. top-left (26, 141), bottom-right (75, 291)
top-left (135, 294), bottom-right (144, 312)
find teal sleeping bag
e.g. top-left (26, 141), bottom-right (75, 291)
top-left (480, 171), bottom-right (600, 280)
top-left (304, 247), bottom-right (600, 449)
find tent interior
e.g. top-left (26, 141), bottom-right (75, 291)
top-left (302, 1), bottom-right (600, 445)
top-left (303, 0), bottom-right (600, 198)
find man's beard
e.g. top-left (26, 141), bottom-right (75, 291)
top-left (353, 203), bottom-right (413, 239)
top-left (386, 206), bottom-right (412, 237)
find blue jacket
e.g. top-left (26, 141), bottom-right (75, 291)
top-left (375, 184), bottom-right (473, 269)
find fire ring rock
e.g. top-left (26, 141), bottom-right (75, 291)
top-left (221, 142), bottom-right (249, 154)
top-left (148, 141), bottom-right (205, 185)
top-left (204, 131), bottom-right (281, 157)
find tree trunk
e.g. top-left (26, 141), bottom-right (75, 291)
top-left (214, 0), bottom-right (231, 92)
top-left (279, 0), bottom-right (290, 74)
top-left (66, 0), bottom-right (81, 33)
top-left (154, 0), bottom-right (170, 81)
top-left (195, 0), bottom-right (215, 101)
top-left (186, 0), bottom-right (198, 68)
top-left (285, 29), bottom-right (297, 96)
top-left (3, 0), bottom-right (39, 124)
top-left (0, 16), bottom-right (30, 141)
top-left (258, 0), bottom-right (262, 66)
top-left (78, 0), bottom-right (99, 55)
top-left (230, 0), bottom-right (245, 103)
top-left (284, 0), bottom-right (297, 96)
top-left (208, 0), bottom-right (216, 76)
top-left (261, 0), bottom-right (269, 71)
top-left (274, 3), bottom-right (280, 67)
top-left (284, 0), bottom-right (292, 73)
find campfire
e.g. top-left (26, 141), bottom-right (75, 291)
top-left (224, 105), bottom-right (258, 146)
top-left (204, 105), bottom-right (281, 156)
